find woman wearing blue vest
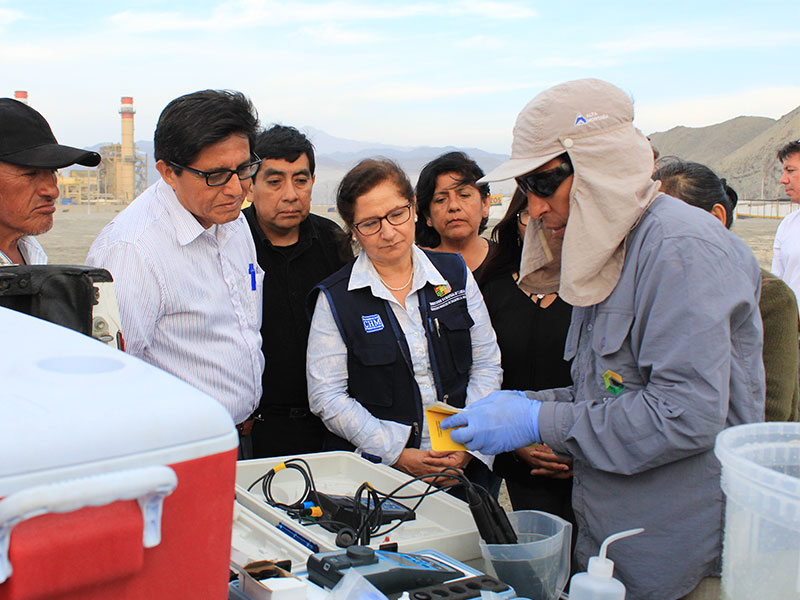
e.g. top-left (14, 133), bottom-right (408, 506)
top-left (306, 158), bottom-right (503, 486)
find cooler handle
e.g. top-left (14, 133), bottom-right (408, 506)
top-left (0, 465), bottom-right (177, 584)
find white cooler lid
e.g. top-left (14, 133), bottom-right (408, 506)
top-left (0, 307), bottom-right (238, 495)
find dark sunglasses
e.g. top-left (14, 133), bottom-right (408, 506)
top-left (515, 161), bottom-right (574, 197)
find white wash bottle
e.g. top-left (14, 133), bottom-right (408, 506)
top-left (568, 528), bottom-right (644, 600)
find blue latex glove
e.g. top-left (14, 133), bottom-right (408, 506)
top-left (441, 390), bottom-right (541, 455)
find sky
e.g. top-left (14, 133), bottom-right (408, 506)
top-left (2, 0), bottom-right (799, 154)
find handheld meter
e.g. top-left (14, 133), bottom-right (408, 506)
top-left (306, 546), bottom-right (512, 598)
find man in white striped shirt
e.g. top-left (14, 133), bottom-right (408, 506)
top-left (0, 98), bottom-right (100, 265)
top-left (87, 90), bottom-right (265, 431)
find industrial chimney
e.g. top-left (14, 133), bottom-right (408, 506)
top-left (118, 96), bottom-right (136, 203)
top-left (14, 91), bottom-right (28, 105)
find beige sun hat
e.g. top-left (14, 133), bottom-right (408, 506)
top-left (484, 78), bottom-right (660, 306)
top-left (480, 78), bottom-right (641, 183)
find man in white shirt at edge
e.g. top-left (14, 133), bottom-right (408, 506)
top-left (772, 138), bottom-right (800, 309)
top-left (87, 90), bottom-right (265, 445)
top-left (0, 98), bottom-right (100, 265)
top-left (772, 139), bottom-right (800, 308)
top-left (772, 138), bottom-right (800, 385)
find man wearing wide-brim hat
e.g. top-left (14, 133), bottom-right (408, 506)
top-left (0, 98), bottom-right (100, 265)
top-left (443, 79), bottom-right (765, 600)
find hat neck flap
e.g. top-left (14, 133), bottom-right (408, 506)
top-left (518, 123), bottom-right (660, 307)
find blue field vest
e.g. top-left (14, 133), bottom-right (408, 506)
top-left (307, 249), bottom-right (473, 450)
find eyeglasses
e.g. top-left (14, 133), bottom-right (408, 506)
top-left (353, 203), bottom-right (413, 236)
top-left (515, 161), bottom-right (574, 198)
top-left (517, 209), bottom-right (530, 226)
top-left (169, 155), bottom-right (262, 187)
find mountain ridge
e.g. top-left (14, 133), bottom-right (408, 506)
top-left (649, 106), bottom-right (800, 199)
top-left (85, 136), bottom-right (509, 193)
top-left (82, 105), bottom-right (800, 200)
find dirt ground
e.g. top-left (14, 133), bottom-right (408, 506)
top-left (38, 203), bottom-right (783, 271)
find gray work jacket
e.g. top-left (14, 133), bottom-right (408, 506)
top-left (535, 194), bottom-right (765, 600)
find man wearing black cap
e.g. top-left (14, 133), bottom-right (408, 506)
top-left (0, 98), bottom-right (100, 265)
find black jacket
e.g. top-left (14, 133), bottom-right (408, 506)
top-left (244, 207), bottom-right (352, 412)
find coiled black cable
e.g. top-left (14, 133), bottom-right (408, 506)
top-left (247, 457), bottom-right (323, 519)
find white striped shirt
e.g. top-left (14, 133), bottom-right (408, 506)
top-left (87, 179), bottom-right (265, 423)
top-left (0, 236), bottom-right (48, 265)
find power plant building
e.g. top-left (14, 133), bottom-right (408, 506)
top-left (54, 95), bottom-right (147, 204)
top-left (58, 170), bottom-right (101, 205)
top-left (95, 96), bottom-right (147, 204)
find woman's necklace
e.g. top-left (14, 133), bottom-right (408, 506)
top-left (379, 269), bottom-right (414, 291)
top-left (513, 272), bottom-right (556, 304)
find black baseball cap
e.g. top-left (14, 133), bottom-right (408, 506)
top-left (0, 98), bottom-right (101, 169)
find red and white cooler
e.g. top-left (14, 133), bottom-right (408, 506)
top-left (0, 307), bottom-right (239, 599)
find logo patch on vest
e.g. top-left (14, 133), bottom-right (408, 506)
top-left (429, 288), bottom-right (466, 311)
top-left (434, 282), bottom-right (452, 297)
top-left (361, 314), bottom-right (384, 333)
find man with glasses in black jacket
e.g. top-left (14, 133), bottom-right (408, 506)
top-left (241, 125), bottom-right (352, 457)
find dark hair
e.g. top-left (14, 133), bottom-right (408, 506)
top-left (154, 90), bottom-right (258, 170)
top-left (477, 188), bottom-right (528, 286)
top-left (778, 140), bottom-right (800, 163)
top-left (415, 151), bottom-right (490, 247)
top-left (336, 158), bottom-right (414, 229)
top-left (721, 178), bottom-right (738, 210)
top-left (652, 159), bottom-right (736, 229)
top-left (254, 124), bottom-right (316, 175)
top-left (648, 138), bottom-right (660, 161)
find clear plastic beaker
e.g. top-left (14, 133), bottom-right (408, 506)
top-left (479, 510), bottom-right (571, 600)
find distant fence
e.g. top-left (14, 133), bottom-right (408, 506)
top-left (735, 200), bottom-right (798, 219)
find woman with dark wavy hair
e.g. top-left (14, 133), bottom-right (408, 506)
top-left (478, 188), bottom-right (575, 521)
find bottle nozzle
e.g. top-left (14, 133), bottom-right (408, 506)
top-left (598, 527), bottom-right (644, 560)
top-left (587, 527), bottom-right (644, 579)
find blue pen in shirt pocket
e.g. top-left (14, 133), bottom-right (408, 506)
top-left (248, 263), bottom-right (256, 290)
